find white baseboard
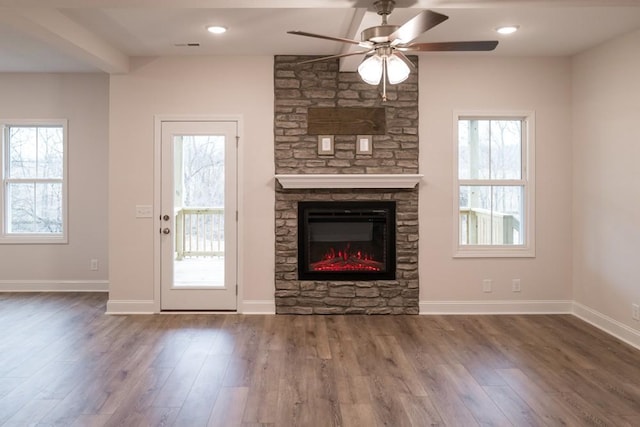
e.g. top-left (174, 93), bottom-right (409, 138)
top-left (419, 299), bottom-right (573, 315)
top-left (106, 299), bottom-right (275, 315)
top-left (4, 290), bottom-right (638, 350)
top-left (106, 299), bottom-right (156, 314)
top-left (0, 280), bottom-right (108, 292)
top-left (572, 302), bottom-right (640, 350)
top-left (241, 300), bottom-right (276, 314)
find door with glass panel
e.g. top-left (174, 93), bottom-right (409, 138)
top-left (160, 121), bottom-right (237, 310)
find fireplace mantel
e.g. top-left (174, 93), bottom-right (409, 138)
top-left (275, 174), bottom-right (423, 189)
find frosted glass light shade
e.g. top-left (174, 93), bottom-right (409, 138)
top-left (386, 55), bottom-right (410, 84)
top-left (358, 55), bottom-right (383, 85)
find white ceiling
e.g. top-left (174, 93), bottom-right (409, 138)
top-left (1, 0), bottom-right (640, 73)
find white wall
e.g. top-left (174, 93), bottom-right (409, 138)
top-left (2, 47), bottom-right (633, 334)
top-left (108, 55), bottom-right (576, 313)
top-left (572, 29), bottom-right (640, 329)
top-left (108, 56), bottom-right (274, 310)
top-left (418, 56), bottom-right (574, 311)
top-left (0, 73), bottom-right (109, 289)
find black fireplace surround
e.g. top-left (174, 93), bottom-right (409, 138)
top-left (298, 201), bottom-right (396, 281)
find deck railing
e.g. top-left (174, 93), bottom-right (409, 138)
top-left (460, 208), bottom-right (520, 245)
top-left (175, 207), bottom-right (224, 260)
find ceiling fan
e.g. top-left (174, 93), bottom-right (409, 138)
top-left (288, 0), bottom-right (498, 100)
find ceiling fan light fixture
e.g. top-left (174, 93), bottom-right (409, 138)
top-left (358, 55), bottom-right (383, 85)
top-left (386, 54), bottom-right (410, 84)
top-left (358, 53), bottom-right (409, 86)
top-left (289, 6), bottom-right (498, 97)
top-left (206, 25), bottom-right (227, 35)
top-left (496, 25), bottom-right (519, 35)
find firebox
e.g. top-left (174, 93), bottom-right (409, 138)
top-left (298, 201), bottom-right (396, 281)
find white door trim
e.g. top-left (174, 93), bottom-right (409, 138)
top-left (153, 115), bottom-right (244, 313)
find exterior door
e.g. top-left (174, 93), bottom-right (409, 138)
top-left (160, 121), bottom-right (237, 310)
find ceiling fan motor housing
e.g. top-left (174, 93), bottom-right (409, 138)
top-left (362, 25), bottom-right (400, 44)
top-left (366, 0), bottom-right (398, 43)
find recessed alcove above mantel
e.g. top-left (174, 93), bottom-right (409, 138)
top-left (275, 174), bottom-right (423, 189)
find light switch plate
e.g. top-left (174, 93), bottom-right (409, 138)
top-left (135, 205), bottom-right (153, 218)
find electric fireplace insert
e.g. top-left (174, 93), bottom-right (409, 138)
top-left (298, 201), bottom-right (396, 281)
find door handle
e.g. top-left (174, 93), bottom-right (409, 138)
top-left (163, 215), bottom-right (170, 221)
top-left (162, 228), bottom-right (171, 234)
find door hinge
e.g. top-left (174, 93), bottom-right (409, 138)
top-left (236, 210), bottom-right (238, 221)
top-left (235, 284), bottom-right (238, 296)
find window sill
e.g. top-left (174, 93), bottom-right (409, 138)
top-left (454, 246), bottom-right (535, 258)
top-left (0, 235), bottom-right (68, 245)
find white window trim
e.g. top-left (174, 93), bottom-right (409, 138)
top-left (452, 111), bottom-right (535, 258)
top-left (0, 119), bottom-right (68, 244)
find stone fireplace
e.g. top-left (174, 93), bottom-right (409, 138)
top-left (274, 55), bottom-right (419, 314)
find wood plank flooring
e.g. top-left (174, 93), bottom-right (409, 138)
top-left (1, 292), bottom-right (639, 426)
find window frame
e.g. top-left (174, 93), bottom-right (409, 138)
top-left (453, 111), bottom-right (535, 258)
top-left (0, 119), bottom-right (68, 244)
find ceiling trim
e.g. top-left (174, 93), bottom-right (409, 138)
top-left (0, 7), bottom-right (129, 74)
top-left (0, 0), bottom-right (637, 7)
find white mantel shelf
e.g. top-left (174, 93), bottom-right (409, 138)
top-left (275, 174), bottom-right (424, 189)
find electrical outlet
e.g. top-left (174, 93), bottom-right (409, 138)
top-left (90, 259), bottom-right (99, 271)
top-left (632, 304), bottom-right (640, 321)
top-left (512, 279), bottom-right (521, 293)
top-left (482, 279), bottom-right (492, 293)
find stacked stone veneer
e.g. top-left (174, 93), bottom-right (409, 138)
top-left (274, 55), bottom-right (419, 314)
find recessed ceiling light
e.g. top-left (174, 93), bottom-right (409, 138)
top-left (206, 25), bottom-right (227, 35)
top-left (496, 26), bottom-right (519, 35)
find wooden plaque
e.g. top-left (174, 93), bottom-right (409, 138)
top-left (307, 107), bottom-right (386, 135)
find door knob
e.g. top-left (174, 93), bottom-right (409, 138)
top-left (162, 228), bottom-right (171, 234)
top-left (163, 215), bottom-right (170, 221)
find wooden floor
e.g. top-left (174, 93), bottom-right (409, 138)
top-left (1, 293), bottom-right (639, 426)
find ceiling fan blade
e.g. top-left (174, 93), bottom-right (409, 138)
top-left (400, 41), bottom-right (499, 52)
top-left (297, 50), bottom-right (373, 65)
top-left (288, 31), bottom-right (372, 48)
top-left (389, 10), bottom-right (449, 44)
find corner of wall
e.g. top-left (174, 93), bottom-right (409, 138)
top-left (572, 302), bottom-right (640, 351)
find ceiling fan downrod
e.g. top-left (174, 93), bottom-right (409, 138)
top-left (374, 0), bottom-right (395, 25)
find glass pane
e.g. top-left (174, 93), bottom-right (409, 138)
top-left (7, 183), bottom-right (35, 233)
top-left (458, 121), bottom-right (470, 179)
top-left (492, 186), bottom-right (523, 245)
top-left (490, 120), bottom-right (522, 180)
top-left (37, 127), bottom-right (64, 179)
top-left (181, 135), bottom-right (225, 207)
top-left (8, 127), bottom-right (37, 179)
top-left (458, 120), bottom-right (490, 179)
top-left (8, 126), bottom-right (63, 179)
top-left (173, 134), bottom-right (226, 287)
top-left (459, 185), bottom-right (491, 245)
top-left (7, 182), bottom-right (63, 234)
top-left (35, 183), bottom-right (63, 233)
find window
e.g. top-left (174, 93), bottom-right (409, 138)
top-left (1, 120), bottom-right (67, 243)
top-left (454, 112), bottom-right (534, 257)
